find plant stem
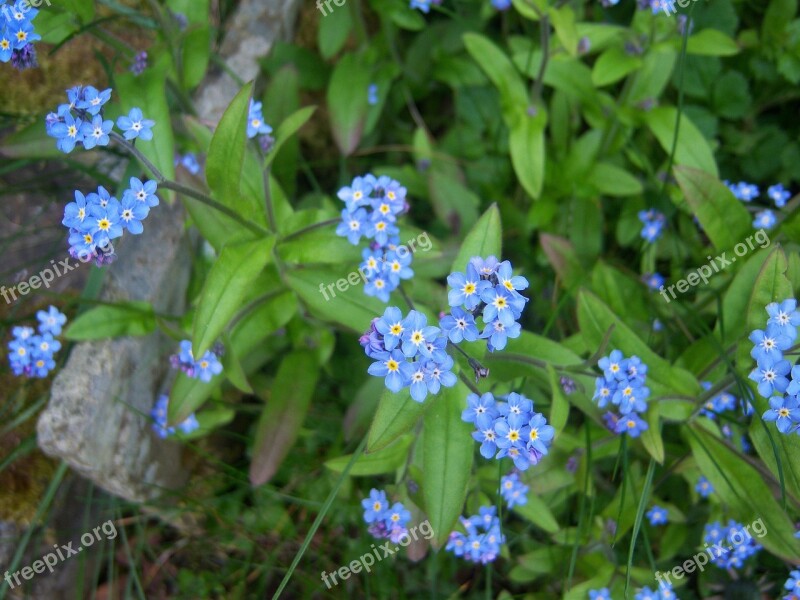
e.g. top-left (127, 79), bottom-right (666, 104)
top-left (277, 218), bottom-right (340, 243)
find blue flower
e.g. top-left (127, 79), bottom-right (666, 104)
top-left (481, 285), bottom-right (524, 327)
top-left (495, 413), bottom-right (529, 450)
top-left (408, 362), bottom-right (429, 402)
top-left (491, 0), bottom-right (512, 9)
top-left (382, 501), bottom-right (411, 530)
top-left (472, 424), bottom-right (499, 459)
top-left (364, 270), bottom-right (393, 303)
top-left (367, 83), bottom-right (378, 105)
top-left (462, 392), bottom-right (498, 428)
top-left (470, 256), bottom-right (500, 277)
top-left (785, 569), bottom-right (800, 593)
top-left (400, 310), bottom-right (440, 358)
top-left (116, 107), bottom-right (155, 141)
top-left (384, 249), bottom-right (413, 284)
top-left (498, 392), bottom-right (533, 419)
top-left (361, 489), bottom-right (389, 524)
top-left (62, 190), bottom-right (91, 230)
top-left (374, 306), bottom-right (406, 351)
top-left (728, 181), bottom-right (760, 201)
top-left (593, 377), bottom-right (617, 409)
top-left (496, 260), bottom-right (529, 296)
top-left (194, 350), bottom-right (223, 382)
top-left (440, 307), bottom-right (479, 343)
top-left (76, 86), bottom-right (112, 115)
top-left (80, 114), bottom-right (113, 149)
top-left (336, 207), bottom-right (369, 245)
top-left (366, 217), bottom-right (399, 247)
top-left (749, 356), bottom-right (791, 398)
top-left (36, 307), bottom-right (67, 336)
top-left (762, 395), bottom-right (800, 434)
top-left (643, 272), bottom-right (664, 291)
top-left (614, 413), bottom-right (648, 437)
top-left (123, 177), bottom-right (160, 207)
top-left (638, 209), bottom-right (665, 242)
top-left (646, 505), bottom-right (668, 525)
top-left (634, 587), bottom-right (659, 600)
top-left (696, 475), bottom-right (713, 497)
top-left (246, 99), bottom-right (272, 139)
top-left (410, 0), bottom-right (432, 12)
top-left (118, 193), bottom-right (150, 234)
top-left (49, 112), bottom-right (84, 153)
top-left (337, 176), bottom-right (373, 211)
top-left (447, 264), bottom-right (491, 310)
top-left (767, 299), bottom-right (800, 340)
top-left (447, 506), bottom-right (505, 564)
top-left (589, 590), bottom-right (611, 600)
top-left (753, 209), bottom-right (776, 230)
top-left (424, 355), bottom-right (457, 394)
top-left (749, 325), bottom-right (792, 363)
top-left (599, 349), bottom-right (628, 381)
top-left (500, 472), bottom-right (528, 508)
top-left (9, 20), bottom-right (39, 51)
top-left (88, 200), bottom-right (123, 245)
top-left (0, 27), bottom-right (13, 62)
top-left (367, 349), bottom-right (413, 392)
top-left (769, 183), bottom-right (791, 208)
top-left (526, 412), bottom-right (554, 456)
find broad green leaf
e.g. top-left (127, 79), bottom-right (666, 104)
top-left (549, 5), bottom-right (579, 56)
top-left (428, 168), bottom-right (481, 233)
top-left (450, 204), bottom-right (502, 273)
top-left (687, 424), bottom-right (800, 562)
top-left (462, 33), bottom-right (528, 112)
top-left (115, 58), bottom-right (176, 193)
top-left (264, 106), bottom-right (317, 170)
top-left (715, 247), bottom-right (772, 345)
top-left (673, 165), bottom-right (751, 251)
top-left (627, 47), bottom-right (677, 106)
top-left (230, 290), bottom-right (297, 357)
top-left (513, 492), bottom-right (560, 533)
top-left (64, 302), bottom-right (156, 340)
top-left (285, 267), bottom-right (387, 332)
top-left (62, 0), bottom-right (94, 23)
top-left (640, 404), bottom-right (665, 464)
top-left (326, 435), bottom-right (413, 475)
top-left (327, 52), bottom-right (371, 155)
top-left (588, 162), bottom-right (643, 196)
top-left (182, 25), bottom-right (212, 90)
top-left (423, 381), bottom-right (474, 548)
top-left (368, 388), bottom-right (428, 452)
top-left (711, 71), bottom-right (751, 119)
top-left (30, 10), bottom-right (76, 44)
top-left (318, 4), bottom-right (352, 59)
top-left (645, 107), bottom-right (718, 176)
top-left (168, 369), bottom-right (222, 425)
top-left (591, 47), bottom-right (642, 87)
top-left (509, 106), bottom-right (547, 199)
top-left (192, 237), bottom-right (275, 356)
top-left (249, 351), bottom-right (320, 485)
top-left (206, 82), bottom-right (253, 211)
top-left (511, 0), bottom-right (547, 20)
top-left (686, 29), bottom-right (740, 56)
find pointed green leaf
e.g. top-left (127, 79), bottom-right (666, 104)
top-left (64, 302), bottom-right (156, 340)
top-left (326, 435), bottom-right (413, 476)
top-left (645, 107), bottom-right (718, 176)
top-left (450, 204), bottom-right (503, 273)
top-left (327, 53), bottom-right (371, 155)
top-left (368, 388), bottom-right (428, 452)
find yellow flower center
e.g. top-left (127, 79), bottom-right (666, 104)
top-left (376, 222), bottom-right (386, 231)
top-left (627, 420), bottom-right (636, 429)
top-left (353, 191), bottom-right (363, 200)
top-left (98, 219), bottom-right (110, 231)
top-left (390, 324), bottom-right (403, 335)
top-left (386, 359), bottom-right (399, 372)
top-left (463, 282), bottom-right (476, 295)
top-left (373, 502), bottom-right (382, 511)
top-left (387, 191), bottom-right (396, 200)
top-left (508, 430), bottom-right (520, 442)
top-left (412, 332), bottom-right (423, 343)
top-left (530, 429), bottom-right (538, 441)
top-left (780, 408), bottom-right (790, 417)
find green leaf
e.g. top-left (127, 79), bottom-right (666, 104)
top-left (367, 389), bottom-right (428, 452)
top-left (710, 71), bottom-right (751, 119)
top-left (206, 82), bottom-right (253, 211)
top-left (645, 107), bottom-right (718, 176)
top-left (62, 0), bottom-right (95, 23)
top-left (423, 381), bottom-right (474, 548)
top-left (326, 435), bottom-right (413, 475)
top-left (591, 47), bottom-right (642, 87)
top-left (450, 204), bottom-right (503, 273)
top-left (264, 106), bottom-right (317, 170)
top-left (588, 162), bottom-right (643, 196)
top-left (168, 369), bottom-right (222, 425)
top-left (115, 57), bottom-right (176, 192)
top-left (32, 10), bottom-right (77, 44)
top-left (327, 53), bottom-right (371, 155)
top-left (513, 492), bottom-right (560, 533)
top-left (509, 106), bottom-right (547, 200)
top-left (318, 4), bottom-right (352, 59)
top-left (249, 351), bottom-right (320, 485)
top-left (686, 29), bottom-right (740, 56)
top-left (462, 33), bottom-right (528, 112)
top-left (539, 233), bottom-right (584, 290)
top-left (64, 302), bottom-right (156, 340)
top-left (285, 267), bottom-right (387, 332)
top-left (192, 237), bottom-right (275, 357)
top-left (230, 290), bottom-right (298, 357)
top-left (673, 165), bottom-right (751, 251)
top-left (687, 424), bottom-right (800, 562)
top-left (640, 404), bottom-right (665, 464)
top-left (549, 5), bottom-right (579, 56)
top-left (181, 25), bottom-right (212, 90)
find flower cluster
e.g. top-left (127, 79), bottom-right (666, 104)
top-left (169, 340), bottom-right (224, 383)
top-left (130, 50), bottom-right (147, 75)
top-left (362, 307), bottom-right (455, 402)
top-left (444, 256), bottom-right (529, 351)
top-left (698, 381), bottom-right (738, 419)
top-left (724, 180), bottom-right (793, 229)
top-left (336, 174), bottom-right (411, 302)
top-left (445, 506), bottom-right (505, 564)
top-left (589, 589), bottom-right (611, 600)
top-left (0, 0), bottom-right (41, 70)
top-left (7, 306), bottom-right (67, 378)
top-left (150, 394), bottom-right (200, 439)
top-left (62, 178), bottom-right (159, 263)
top-left (635, 582), bottom-right (678, 600)
top-left (45, 86), bottom-right (155, 154)
top-left (361, 489), bottom-right (411, 544)
top-left (703, 520), bottom-right (762, 569)
top-left (747, 299), bottom-right (800, 435)
top-left (638, 209), bottom-right (665, 243)
top-left (462, 392), bottom-right (555, 471)
top-left (592, 350), bottom-right (651, 438)
top-left (500, 472), bottom-right (528, 509)
top-left (784, 570), bottom-right (800, 600)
